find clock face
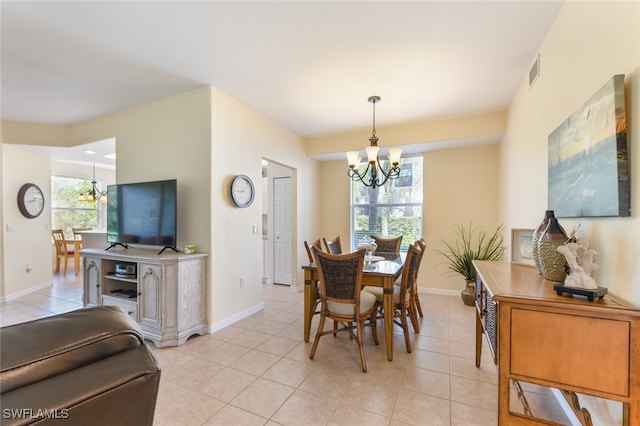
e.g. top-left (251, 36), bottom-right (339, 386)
top-left (231, 175), bottom-right (255, 208)
top-left (18, 183), bottom-right (45, 218)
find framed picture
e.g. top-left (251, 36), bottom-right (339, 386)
top-left (511, 228), bottom-right (535, 267)
top-left (548, 74), bottom-right (629, 217)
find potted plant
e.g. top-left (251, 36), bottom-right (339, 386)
top-left (436, 223), bottom-right (506, 305)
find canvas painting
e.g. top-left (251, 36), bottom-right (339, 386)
top-left (548, 74), bottom-right (629, 217)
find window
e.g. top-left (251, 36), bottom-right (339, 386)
top-left (51, 176), bottom-right (101, 236)
top-left (351, 155), bottom-right (423, 252)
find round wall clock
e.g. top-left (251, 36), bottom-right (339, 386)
top-left (17, 183), bottom-right (45, 218)
top-left (230, 175), bottom-right (255, 208)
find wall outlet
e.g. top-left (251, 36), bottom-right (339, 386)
top-left (26, 263), bottom-right (33, 273)
top-left (240, 276), bottom-right (246, 287)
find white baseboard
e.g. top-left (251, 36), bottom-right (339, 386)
top-left (421, 287), bottom-right (459, 297)
top-left (0, 280), bottom-right (53, 303)
top-left (208, 302), bottom-right (265, 333)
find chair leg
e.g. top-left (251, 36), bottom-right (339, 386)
top-left (370, 311), bottom-right (378, 345)
top-left (414, 292), bottom-right (424, 317)
top-left (400, 308), bottom-right (412, 353)
top-left (63, 255), bottom-right (69, 275)
top-left (55, 256), bottom-right (61, 274)
top-left (355, 320), bottom-right (367, 373)
top-left (309, 309), bottom-right (326, 360)
top-left (409, 302), bottom-right (420, 333)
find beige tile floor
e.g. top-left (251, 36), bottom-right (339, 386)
top-left (1, 272), bottom-right (570, 425)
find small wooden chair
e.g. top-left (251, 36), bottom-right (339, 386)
top-left (52, 229), bottom-right (75, 275)
top-left (371, 235), bottom-right (403, 253)
top-left (363, 242), bottom-right (423, 352)
top-left (310, 248), bottom-right (378, 372)
top-left (322, 235), bottom-right (343, 255)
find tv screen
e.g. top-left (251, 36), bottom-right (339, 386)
top-left (107, 179), bottom-right (177, 248)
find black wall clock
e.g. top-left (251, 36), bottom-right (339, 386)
top-left (17, 183), bottom-right (45, 218)
top-left (230, 175), bottom-right (255, 208)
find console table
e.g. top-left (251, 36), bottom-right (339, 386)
top-left (474, 260), bottom-right (640, 425)
top-left (81, 247), bottom-right (208, 348)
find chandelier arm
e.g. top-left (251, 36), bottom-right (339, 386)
top-left (347, 161), bottom-right (371, 183)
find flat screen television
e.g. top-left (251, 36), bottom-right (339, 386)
top-left (106, 179), bottom-right (178, 253)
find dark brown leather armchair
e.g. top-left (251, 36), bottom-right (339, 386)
top-left (0, 306), bottom-right (161, 426)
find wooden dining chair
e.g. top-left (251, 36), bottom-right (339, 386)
top-left (371, 235), bottom-right (403, 253)
top-left (52, 229), bottom-right (75, 275)
top-left (304, 238), bottom-right (322, 264)
top-left (310, 247), bottom-right (378, 372)
top-left (363, 242), bottom-right (423, 352)
top-left (413, 238), bottom-right (427, 318)
top-left (322, 235), bottom-right (343, 255)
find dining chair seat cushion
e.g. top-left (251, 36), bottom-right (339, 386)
top-left (363, 285), bottom-right (409, 305)
top-left (327, 291), bottom-right (377, 316)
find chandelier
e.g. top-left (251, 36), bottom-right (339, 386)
top-left (78, 162), bottom-right (107, 203)
top-left (346, 96), bottom-right (402, 189)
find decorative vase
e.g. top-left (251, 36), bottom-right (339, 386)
top-left (461, 280), bottom-right (476, 306)
top-left (537, 217), bottom-right (568, 282)
top-left (532, 210), bottom-right (555, 275)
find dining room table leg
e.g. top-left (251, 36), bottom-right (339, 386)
top-left (74, 240), bottom-right (81, 275)
top-left (303, 270), bottom-right (317, 342)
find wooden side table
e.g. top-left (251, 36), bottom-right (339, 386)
top-left (474, 260), bottom-right (640, 425)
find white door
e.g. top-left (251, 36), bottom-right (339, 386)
top-left (273, 177), bottom-right (292, 285)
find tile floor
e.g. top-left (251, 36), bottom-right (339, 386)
top-left (1, 273), bottom-right (571, 425)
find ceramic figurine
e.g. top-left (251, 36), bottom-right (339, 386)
top-left (557, 239), bottom-right (599, 289)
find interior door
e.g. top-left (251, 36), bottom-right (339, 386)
top-left (273, 177), bottom-right (292, 285)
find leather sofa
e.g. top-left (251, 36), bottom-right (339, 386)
top-left (0, 306), bottom-right (161, 425)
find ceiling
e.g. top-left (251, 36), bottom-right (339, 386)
top-left (1, 1), bottom-right (564, 165)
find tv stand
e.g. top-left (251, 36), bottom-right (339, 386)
top-left (158, 245), bottom-right (179, 255)
top-left (80, 247), bottom-right (208, 347)
top-left (106, 242), bottom-right (129, 250)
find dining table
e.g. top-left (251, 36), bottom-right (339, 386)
top-left (302, 252), bottom-right (404, 361)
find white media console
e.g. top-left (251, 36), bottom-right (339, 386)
top-left (80, 247), bottom-right (208, 347)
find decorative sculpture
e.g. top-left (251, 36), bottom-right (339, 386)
top-left (556, 239), bottom-right (599, 289)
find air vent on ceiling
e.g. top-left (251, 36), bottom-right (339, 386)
top-left (529, 54), bottom-right (540, 88)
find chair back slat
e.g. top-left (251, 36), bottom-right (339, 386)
top-left (371, 235), bottom-right (403, 253)
top-left (51, 229), bottom-right (68, 256)
top-left (313, 247), bottom-right (364, 302)
top-left (304, 239), bottom-right (322, 263)
top-left (399, 243), bottom-right (423, 294)
top-left (323, 236), bottom-right (343, 255)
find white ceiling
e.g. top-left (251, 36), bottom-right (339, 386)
top-left (1, 1), bottom-right (564, 164)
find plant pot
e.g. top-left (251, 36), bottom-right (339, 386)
top-left (461, 280), bottom-right (476, 306)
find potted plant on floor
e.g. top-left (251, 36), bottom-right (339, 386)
top-left (436, 223), bottom-right (506, 306)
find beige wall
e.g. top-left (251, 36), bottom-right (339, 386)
top-left (424, 144), bottom-right (500, 292)
top-left (501, 1), bottom-right (639, 422)
top-left (1, 87), bottom-right (320, 331)
top-left (1, 144), bottom-right (53, 297)
top-left (208, 88), bottom-right (320, 327)
top-left (318, 143), bottom-right (500, 294)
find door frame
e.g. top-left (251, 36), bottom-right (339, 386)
top-left (261, 158), bottom-right (296, 287)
